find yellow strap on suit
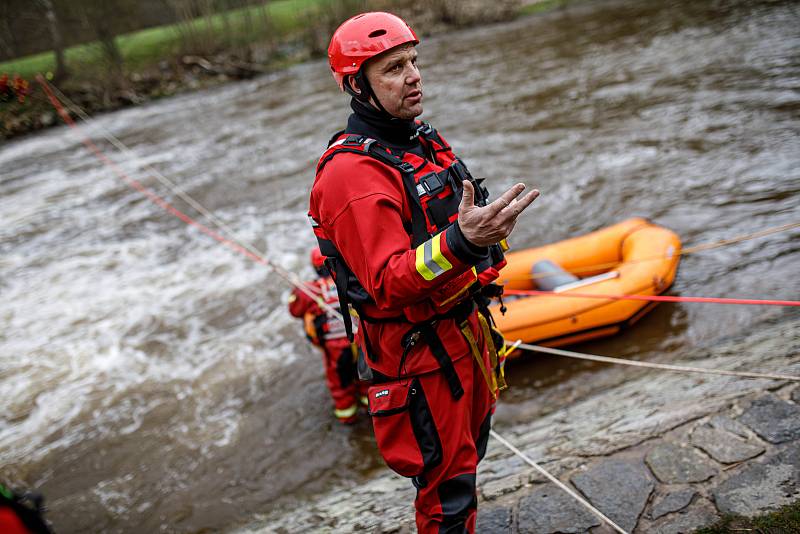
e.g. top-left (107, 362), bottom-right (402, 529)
top-left (459, 320), bottom-right (497, 400)
top-left (477, 313), bottom-right (508, 392)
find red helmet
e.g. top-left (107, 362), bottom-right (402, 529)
top-left (328, 12), bottom-right (419, 91)
top-left (310, 247), bottom-right (325, 269)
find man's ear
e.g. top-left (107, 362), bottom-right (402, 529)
top-left (347, 76), bottom-right (361, 95)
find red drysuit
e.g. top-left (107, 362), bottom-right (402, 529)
top-left (310, 118), bottom-right (504, 532)
top-left (288, 276), bottom-right (365, 423)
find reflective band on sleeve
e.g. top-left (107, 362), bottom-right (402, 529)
top-left (415, 233), bottom-right (453, 281)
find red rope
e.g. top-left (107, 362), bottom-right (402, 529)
top-left (503, 289), bottom-right (800, 307)
top-left (36, 75), bottom-right (269, 267)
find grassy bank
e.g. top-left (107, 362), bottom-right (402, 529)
top-left (519, 0), bottom-right (574, 16)
top-left (694, 501), bottom-right (800, 534)
top-left (0, 0), bottom-right (357, 139)
top-left (0, 0), bottom-right (544, 140)
top-left (0, 0), bottom-right (329, 80)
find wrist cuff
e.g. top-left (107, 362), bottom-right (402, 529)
top-left (446, 222), bottom-right (489, 265)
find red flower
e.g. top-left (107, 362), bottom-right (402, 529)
top-left (11, 75), bottom-right (29, 103)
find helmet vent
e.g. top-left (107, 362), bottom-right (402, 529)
top-left (368, 29), bottom-right (387, 38)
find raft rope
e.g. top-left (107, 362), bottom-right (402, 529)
top-left (503, 289), bottom-right (800, 307)
top-left (513, 342), bottom-right (800, 382)
top-left (36, 77), bottom-right (798, 534)
top-left (489, 429), bottom-right (629, 534)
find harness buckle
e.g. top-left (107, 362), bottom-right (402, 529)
top-left (417, 171), bottom-right (446, 197)
top-left (398, 162), bottom-right (415, 175)
top-left (416, 122), bottom-right (434, 137)
top-left (401, 330), bottom-right (421, 350)
top-left (450, 160), bottom-right (469, 182)
top-left (342, 135), bottom-right (368, 146)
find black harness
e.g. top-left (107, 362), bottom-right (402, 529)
top-left (314, 123), bottom-right (504, 398)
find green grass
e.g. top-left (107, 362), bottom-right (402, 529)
top-left (0, 0), bottom-right (330, 79)
top-left (3, 0), bottom-right (576, 81)
top-left (519, 0), bottom-right (575, 16)
top-left (693, 501), bottom-right (800, 534)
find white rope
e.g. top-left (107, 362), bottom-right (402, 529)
top-left (492, 341), bottom-right (796, 531)
top-left (489, 429), bottom-right (629, 534)
top-left (46, 81), bottom-right (342, 318)
top-left (515, 342), bottom-right (800, 382)
top-left (42, 81), bottom-right (795, 533)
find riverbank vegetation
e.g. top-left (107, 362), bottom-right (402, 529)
top-left (694, 500), bottom-right (800, 534)
top-left (0, 0), bottom-right (528, 140)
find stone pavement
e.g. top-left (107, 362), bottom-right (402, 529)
top-left (477, 390), bottom-right (800, 533)
top-left (233, 317), bottom-right (800, 533)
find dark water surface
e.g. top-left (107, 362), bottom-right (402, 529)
top-left (1, 0), bottom-right (798, 532)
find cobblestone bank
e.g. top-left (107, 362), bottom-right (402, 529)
top-left (234, 317), bottom-right (799, 533)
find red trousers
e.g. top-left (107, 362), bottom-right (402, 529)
top-left (322, 339), bottom-right (368, 422)
top-left (368, 346), bottom-right (495, 533)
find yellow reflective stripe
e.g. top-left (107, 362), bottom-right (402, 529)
top-left (415, 233), bottom-right (453, 281)
top-left (415, 242), bottom-right (436, 280)
top-left (430, 232), bottom-right (453, 272)
top-left (334, 404), bottom-right (358, 419)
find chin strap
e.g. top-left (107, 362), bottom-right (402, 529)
top-left (344, 70), bottom-right (393, 117)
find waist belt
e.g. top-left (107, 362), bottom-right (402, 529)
top-left (357, 295), bottom-right (474, 364)
top-left (398, 296), bottom-right (508, 401)
top-left (366, 286), bottom-right (509, 402)
top-left (396, 299), bottom-right (476, 400)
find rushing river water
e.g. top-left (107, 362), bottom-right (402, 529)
top-left (1, 0), bottom-right (799, 532)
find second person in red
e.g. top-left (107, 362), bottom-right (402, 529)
top-left (288, 247), bottom-right (367, 423)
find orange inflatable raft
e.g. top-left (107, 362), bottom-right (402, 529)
top-left (492, 218), bottom-right (681, 349)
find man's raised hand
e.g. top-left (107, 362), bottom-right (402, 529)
top-left (457, 180), bottom-right (539, 247)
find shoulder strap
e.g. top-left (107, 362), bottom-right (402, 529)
top-left (316, 136), bottom-right (431, 246)
top-left (326, 129), bottom-right (346, 148)
top-left (415, 121), bottom-right (450, 152)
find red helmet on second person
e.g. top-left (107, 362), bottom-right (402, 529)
top-left (328, 12), bottom-right (419, 91)
top-left (310, 247), bottom-right (325, 270)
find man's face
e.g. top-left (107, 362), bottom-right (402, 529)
top-left (362, 43), bottom-right (423, 119)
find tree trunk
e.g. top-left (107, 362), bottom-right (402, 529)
top-left (0, 20), bottom-right (15, 59)
top-left (256, 1), bottom-right (271, 41)
top-left (218, 0), bottom-right (232, 50)
top-left (96, 25), bottom-right (126, 90)
top-left (39, 0), bottom-right (69, 82)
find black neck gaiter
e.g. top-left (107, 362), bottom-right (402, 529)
top-left (346, 98), bottom-right (421, 152)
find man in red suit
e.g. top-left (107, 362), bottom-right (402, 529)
top-left (309, 12), bottom-right (539, 532)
